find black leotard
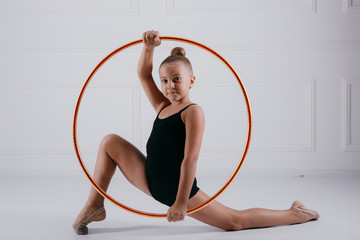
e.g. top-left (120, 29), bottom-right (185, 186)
top-left (145, 103), bottom-right (200, 207)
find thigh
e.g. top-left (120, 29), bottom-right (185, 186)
top-left (186, 190), bottom-right (237, 230)
top-left (103, 134), bottom-right (151, 196)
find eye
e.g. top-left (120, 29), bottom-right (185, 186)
top-left (173, 77), bottom-right (180, 82)
top-left (161, 79), bottom-right (168, 83)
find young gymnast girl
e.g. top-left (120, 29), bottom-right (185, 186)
top-left (72, 30), bottom-right (319, 235)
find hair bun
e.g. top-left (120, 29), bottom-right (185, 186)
top-left (170, 47), bottom-right (186, 57)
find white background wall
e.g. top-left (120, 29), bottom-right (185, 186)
top-left (0, 0), bottom-right (359, 178)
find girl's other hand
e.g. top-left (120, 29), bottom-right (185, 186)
top-left (142, 30), bottom-right (161, 49)
top-left (167, 202), bottom-right (187, 222)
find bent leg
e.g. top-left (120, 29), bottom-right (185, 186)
top-left (73, 134), bottom-right (150, 229)
top-left (187, 190), bottom-right (316, 231)
top-left (87, 133), bottom-right (150, 206)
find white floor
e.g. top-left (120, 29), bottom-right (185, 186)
top-left (1, 170), bottom-right (359, 240)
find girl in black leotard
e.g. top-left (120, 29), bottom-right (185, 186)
top-left (146, 103), bottom-right (200, 207)
top-left (72, 30), bottom-right (319, 235)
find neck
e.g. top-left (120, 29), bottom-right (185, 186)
top-left (171, 96), bottom-right (191, 106)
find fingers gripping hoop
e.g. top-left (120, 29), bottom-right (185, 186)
top-left (73, 36), bottom-right (252, 218)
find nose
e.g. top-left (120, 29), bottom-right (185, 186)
top-left (169, 81), bottom-right (175, 88)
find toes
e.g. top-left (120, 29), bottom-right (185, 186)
top-left (292, 205), bottom-right (319, 222)
top-left (74, 225), bottom-right (88, 235)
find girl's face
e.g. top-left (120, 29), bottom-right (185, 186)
top-left (159, 62), bottom-right (195, 102)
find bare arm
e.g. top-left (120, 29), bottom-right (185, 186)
top-left (167, 105), bottom-right (205, 222)
top-left (137, 31), bottom-right (170, 113)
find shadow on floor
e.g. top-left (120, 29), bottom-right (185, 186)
top-left (90, 224), bottom-right (222, 236)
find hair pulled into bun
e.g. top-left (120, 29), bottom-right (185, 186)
top-left (159, 46), bottom-right (193, 74)
top-left (170, 47), bottom-right (186, 57)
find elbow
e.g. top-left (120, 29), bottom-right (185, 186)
top-left (137, 63), bottom-right (153, 79)
top-left (182, 155), bottom-right (198, 166)
top-left (137, 69), bottom-right (152, 80)
top-left (136, 67), bottom-right (145, 78)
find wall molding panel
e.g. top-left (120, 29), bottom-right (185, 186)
top-left (342, 78), bottom-right (360, 152)
top-left (220, 41), bottom-right (360, 51)
top-left (166, 0), bottom-right (317, 15)
top-left (0, 87), bottom-right (136, 155)
top-left (343, 0), bottom-right (360, 12)
top-left (247, 80), bottom-right (316, 152)
top-left (0, 0), bottom-right (139, 17)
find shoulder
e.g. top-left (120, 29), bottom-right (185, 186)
top-left (181, 104), bottom-right (205, 124)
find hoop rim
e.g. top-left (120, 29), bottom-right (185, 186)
top-left (73, 36), bottom-right (252, 218)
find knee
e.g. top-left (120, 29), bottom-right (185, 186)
top-left (101, 133), bottom-right (117, 143)
top-left (100, 134), bottom-right (122, 149)
top-left (222, 215), bottom-right (244, 231)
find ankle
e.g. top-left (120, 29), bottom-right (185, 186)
top-left (290, 208), bottom-right (305, 223)
top-left (85, 200), bottom-right (104, 210)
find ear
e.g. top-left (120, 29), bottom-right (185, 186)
top-left (190, 75), bottom-right (195, 89)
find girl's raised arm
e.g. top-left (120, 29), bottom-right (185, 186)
top-left (137, 31), bottom-right (170, 113)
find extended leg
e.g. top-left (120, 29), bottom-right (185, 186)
top-left (187, 190), bottom-right (318, 230)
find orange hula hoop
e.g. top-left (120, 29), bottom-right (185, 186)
top-left (73, 36), bottom-right (252, 218)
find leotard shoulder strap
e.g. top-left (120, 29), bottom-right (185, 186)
top-left (157, 103), bottom-right (197, 118)
top-left (178, 103), bottom-right (197, 114)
